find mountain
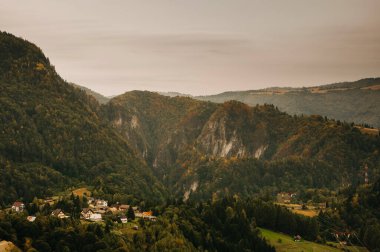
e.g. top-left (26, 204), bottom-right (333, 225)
top-left (0, 31), bottom-right (166, 204)
top-left (71, 83), bottom-right (110, 104)
top-left (196, 78), bottom-right (380, 128)
top-left (1, 30), bottom-right (379, 206)
top-left (105, 91), bottom-right (380, 200)
top-left (158, 91), bottom-right (193, 98)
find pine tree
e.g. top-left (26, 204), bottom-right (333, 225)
top-left (127, 205), bottom-right (135, 220)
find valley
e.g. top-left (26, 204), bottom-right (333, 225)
top-left (0, 31), bottom-right (380, 251)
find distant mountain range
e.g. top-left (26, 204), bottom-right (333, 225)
top-left (195, 78), bottom-right (380, 128)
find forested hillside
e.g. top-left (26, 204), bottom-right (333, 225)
top-left (1, 30), bottom-right (380, 251)
top-left (196, 78), bottom-right (380, 128)
top-left (2, 30), bottom-right (379, 206)
top-left (0, 31), bottom-right (166, 205)
top-left (105, 92), bottom-right (380, 200)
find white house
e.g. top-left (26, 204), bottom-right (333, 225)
top-left (89, 213), bottom-right (102, 222)
top-left (120, 216), bottom-right (128, 224)
top-left (11, 201), bottom-right (25, 212)
top-left (95, 199), bottom-right (108, 208)
top-left (27, 216), bottom-right (36, 222)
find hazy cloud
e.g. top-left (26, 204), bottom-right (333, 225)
top-left (1, 0), bottom-right (380, 95)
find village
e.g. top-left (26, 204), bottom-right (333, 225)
top-left (4, 188), bottom-right (157, 230)
top-left (5, 191), bottom-right (327, 224)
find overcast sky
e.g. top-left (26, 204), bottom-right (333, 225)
top-left (1, 0), bottom-right (380, 96)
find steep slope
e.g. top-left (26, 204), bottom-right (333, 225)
top-left (71, 83), bottom-right (110, 104)
top-left (103, 91), bottom-right (217, 169)
top-left (196, 78), bottom-right (380, 127)
top-left (0, 31), bottom-right (166, 204)
top-left (106, 91), bottom-right (380, 200)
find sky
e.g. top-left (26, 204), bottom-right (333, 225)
top-left (1, 0), bottom-right (380, 96)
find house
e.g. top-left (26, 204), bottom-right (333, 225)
top-left (109, 204), bottom-right (120, 213)
top-left (11, 201), bottom-right (25, 212)
top-left (143, 211), bottom-right (153, 216)
top-left (142, 211), bottom-right (157, 221)
top-left (51, 209), bottom-right (69, 219)
top-left (135, 211), bottom-right (143, 218)
top-left (27, 216), bottom-right (36, 222)
top-left (81, 208), bottom-right (94, 219)
top-left (95, 199), bottom-right (108, 208)
top-left (133, 225), bottom-right (139, 230)
top-left (294, 235), bottom-right (302, 242)
top-left (277, 192), bottom-right (296, 204)
top-left (120, 216), bottom-right (128, 224)
top-left (43, 198), bottom-right (55, 205)
top-left (119, 204), bottom-right (130, 212)
top-left (89, 213), bottom-right (102, 222)
top-left (145, 216), bottom-right (157, 222)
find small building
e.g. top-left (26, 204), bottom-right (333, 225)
top-left (133, 225), bottom-right (139, 230)
top-left (120, 216), bottom-right (128, 224)
top-left (145, 216), bottom-right (157, 222)
top-left (109, 204), bottom-right (120, 213)
top-left (27, 216), bottom-right (36, 222)
top-left (51, 209), bottom-right (69, 219)
top-left (294, 235), bottom-right (302, 242)
top-left (142, 211), bottom-right (157, 221)
top-left (89, 213), bottom-right (102, 222)
top-left (135, 211), bottom-right (143, 218)
top-left (11, 201), bottom-right (25, 212)
top-left (81, 208), bottom-right (94, 219)
top-left (277, 192), bottom-right (296, 204)
top-left (43, 198), bottom-right (55, 205)
top-left (119, 204), bottom-right (130, 212)
top-left (95, 199), bottom-right (108, 207)
top-left (143, 211), bottom-right (153, 216)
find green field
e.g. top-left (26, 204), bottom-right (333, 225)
top-left (259, 228), bottom-right (368, 252)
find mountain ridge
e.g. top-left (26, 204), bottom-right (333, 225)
top-left (195, 78), bottom-right (380, 128)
